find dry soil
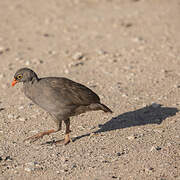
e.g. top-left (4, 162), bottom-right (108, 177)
top-left (0, 0), bottom-right (180, 179)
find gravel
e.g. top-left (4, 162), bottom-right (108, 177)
top-left (0, 0), bottom-right (179, 179)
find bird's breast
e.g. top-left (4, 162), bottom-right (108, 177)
top-left (23, 82), bottom-right (72, 114)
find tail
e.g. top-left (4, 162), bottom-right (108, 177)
top-left (89, 103), bottom-right (113, 113)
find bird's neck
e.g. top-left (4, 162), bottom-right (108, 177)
top-left (23, 76), bottom-right (39, 86)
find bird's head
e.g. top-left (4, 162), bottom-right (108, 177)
top-left (12, 68), bottom-right (38, 86)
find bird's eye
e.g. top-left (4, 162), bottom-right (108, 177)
top-left (17, 74), bottom-right (23, 79)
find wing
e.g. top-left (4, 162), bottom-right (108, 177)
top-left (42, 77), bottom-right (100, 106)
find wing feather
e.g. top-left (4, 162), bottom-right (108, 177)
top-left (44, 77), bottom-right (100, 106)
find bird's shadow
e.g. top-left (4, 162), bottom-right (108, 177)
top-left (72, 104), bottom-right (179, 142)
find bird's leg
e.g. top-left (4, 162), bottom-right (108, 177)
top-left (64, 118), bottom-right (71, 145)
top-left (55, 118), bottom-right (71, 145)
top-left (24, 120), bottom-right (62, 143)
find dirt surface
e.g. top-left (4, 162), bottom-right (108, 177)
top-left (0, 0), bottom-right (180, 179)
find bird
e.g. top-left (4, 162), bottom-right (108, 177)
top-left (12, 68), bottom-right (112, 145)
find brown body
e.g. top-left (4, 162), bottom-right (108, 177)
top-left (12, 68), bottom-right (112, 144)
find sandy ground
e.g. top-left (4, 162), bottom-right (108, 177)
top-left (0, 0), bottom-right (180, 179)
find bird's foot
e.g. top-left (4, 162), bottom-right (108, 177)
top-left (42, 133), bottom-right (71, 145)
top-left (54, 138), bottom-right (71, 145)
top-left (64, 133), bottom-right (71, 145)
top-left (24, 129), bottom-right (56, 143)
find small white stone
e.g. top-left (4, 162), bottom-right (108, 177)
top-left (122, 94), bottom-right (128, 97)
top-left (150, 146), bottom-right (162, 152)
top-left (8, 114), bottom-right (14, 119)
top-left (48, 50), bottom-right (56, 55)
top-left (0, 74), bottom-right (4, 79)
top-left (72, 52), bottom-right (84, 60)
top-left (145, 167), bottom-right (154, 173)
top-left (19, 117), bottom-right (26, 122)
top-left (150, 146), bottom-right (156, 152)
top-left (30, 130), bottom-right (38, 133)
top-left (25, 61), bottom-right (30, 66)
top-left (97, 49), bottom-right (107, 55)
top-left (24, 167), bottom-right (33, 172)
top-left (64, 69), bottom-right (69, 74)
top-left (127, 135), bottom-right (136, 140)
top-left (0, 47), bottom-right (4, 54)
top-left (18, 106), bottom-right (24, 110)
top-left (26, 162), bottom-right (34, 166)
top-left (132, 37), bottom-right (144, 43)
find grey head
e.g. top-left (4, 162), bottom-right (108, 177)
top-left (12, 68), bottom-right (39, 86)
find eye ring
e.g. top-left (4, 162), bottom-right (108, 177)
top-left (17, 74), bottom-right (23, 79)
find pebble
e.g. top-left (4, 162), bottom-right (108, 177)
top-left (64, 69), bottom-right (69, 74)
top-left (150, 146), bottom-right (162, 152)
top-left (112, 176), bottom-right (118, 179)
top-left (5, 156), bottom-right (13, 161)
top-left (43, 33), bottom-right (51, 37)
top-left (30, 130), bottom-right (39, 133)
top-left (0, 108), bottom-right (4, 111)
top-left (72, 52), bottom-right (84, 60)
top-left (28, 103), bottom-right (34, 107)
top-left (174, 84), bottom-right (180, 88)
top-left (89, 126), bottom-right (96, 130)
top-left (14, 115), bottom-right (20, 119)
top-left (78, 125), bottom-right (85, 130)
top-left (73, 62), bottom-right (84, 66)
top-left (122, 93), bottom-right (128, 97)
top-left (97, 49), bottom-right (107, 55)
top-left (68, 61), bottom-right (84, 67)
top-left (145, 167), bottom-right (154, 173)
top-left (127, 135), bottom-right (137, 140)
top-left (24, 167), bottom-right (33, 172)
top-left (24, 161), bottom-right (38, 172)
top-left (0, 74), bottom-right (5, 79)
top-left (156, 146), bottom-right (162, 151)
top-left (122, 22), bottom-right (133, 28)
top-left (8, 114), bottom-right (14, 119)
top-left (25, 61), bottom-right (30, 66)
top-left (0, 47), bottom-right (4, 54)
top-left (48, 50), bottom-right (56, 55)
top-left (117, 152), bottom-right (125, 156)
top-left (18, 106), bottom-right (24, 110)
top-left (19, 117), bottom-right (26, 122)
top-left (71, 164), bottom-right (77, 169)
top-left (153, 129), bottom-right (164, 133)
top-left (60, 157), bottom-right (68, 163)
top-left (150, 146), bottom-right (156, 152)
top-left (62, 169), bottom-right (68, 172)
top-left (39, 59), bottom-right (44, 64)
top-left (15, 57), bottom-right (22, 61)
top-left (132, 37), bottom-right (145, 43)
